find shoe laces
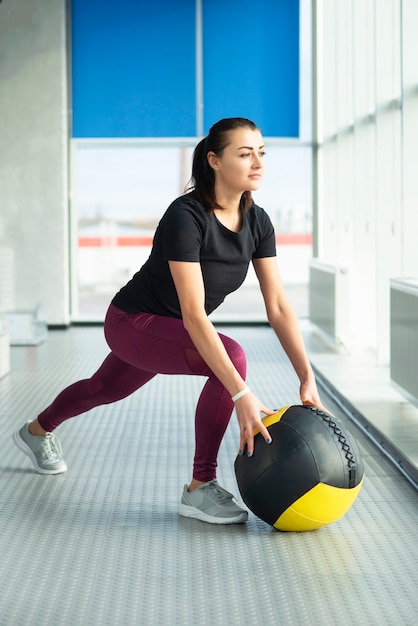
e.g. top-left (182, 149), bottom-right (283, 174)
top-left (204, 480), bottom-right (234, 504)
top-left (41, 433), bottom-right (60, 460)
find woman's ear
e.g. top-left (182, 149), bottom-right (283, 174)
top-left (207, 151), bottom-right (219, 170)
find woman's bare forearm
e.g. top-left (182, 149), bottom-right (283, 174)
top-left (182, 313), bottom-right (246, 396)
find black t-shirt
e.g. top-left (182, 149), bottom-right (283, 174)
top-left (112, 191), bottom-right (276, 318)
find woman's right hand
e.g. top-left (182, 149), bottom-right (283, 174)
top-left (234, 391), bottom-right (275, 457)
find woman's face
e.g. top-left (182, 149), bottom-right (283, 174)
top-left (208, 127), bottom-right (265, 195)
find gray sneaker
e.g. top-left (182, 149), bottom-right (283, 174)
top-left (13, 422), bottom-right (67, 475)
top-left (179, 480), bottom-right (248, 524)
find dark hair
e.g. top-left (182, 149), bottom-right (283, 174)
top-left (187, 117), bottom-right (260, 213)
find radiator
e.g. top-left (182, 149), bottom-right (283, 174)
top-left (309, 260), bottom-right (349, 345)
top-left (390, 278), bottom-right (418, 401)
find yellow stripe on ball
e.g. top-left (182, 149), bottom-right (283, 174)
top-left (274, 477), bottom-right (364, 531)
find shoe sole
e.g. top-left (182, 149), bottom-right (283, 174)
top-left (179, 503), bottom-right (248, 524)
top-left (12, 430), bottom-right (67, 475)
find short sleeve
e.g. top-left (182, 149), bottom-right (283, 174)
top-left (159, 198), bottom-right (204, 262)
top-left (251, 206), bottom-right (277, 259)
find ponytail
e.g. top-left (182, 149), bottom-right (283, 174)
top-left (188, 137), bottom-right (216, 210)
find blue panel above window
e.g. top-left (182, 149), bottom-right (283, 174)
top-left (71, 0), bottom-right (196, 137)
top-left (202, 0), bottom-right (299, 137)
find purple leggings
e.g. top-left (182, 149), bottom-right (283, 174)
top-left (38, 304), bottom-right (247, 482)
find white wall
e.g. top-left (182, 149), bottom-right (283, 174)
top-left (313, 0), bottom-right (418, 363)
top-left (0, 0), bottom-right (69, 325)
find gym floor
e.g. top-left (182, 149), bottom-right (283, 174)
top-left (0, 324), bottom-right (417, 626)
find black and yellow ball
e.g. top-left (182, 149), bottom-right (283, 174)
top-left (234, 405), bottom-right (364, 531)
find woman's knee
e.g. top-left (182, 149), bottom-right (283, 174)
top-left (220, 335), bottom-right (247, 377)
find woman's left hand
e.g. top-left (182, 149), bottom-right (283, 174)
top-left (299, 379), bottom-right (330, 414)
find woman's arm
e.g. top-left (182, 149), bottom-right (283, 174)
top-left (169, 260), bottom-right (274, 455)
top-left (252, 256), bottom-right (326, 410)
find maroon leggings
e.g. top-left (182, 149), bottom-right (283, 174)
top-left (38, 304), bottom-right (247, 482)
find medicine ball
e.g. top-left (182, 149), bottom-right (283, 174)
top-left (234, 405), bottom-right (364, 531)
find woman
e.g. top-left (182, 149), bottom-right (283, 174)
top-left (14, 117), bottom-right (326, 524)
